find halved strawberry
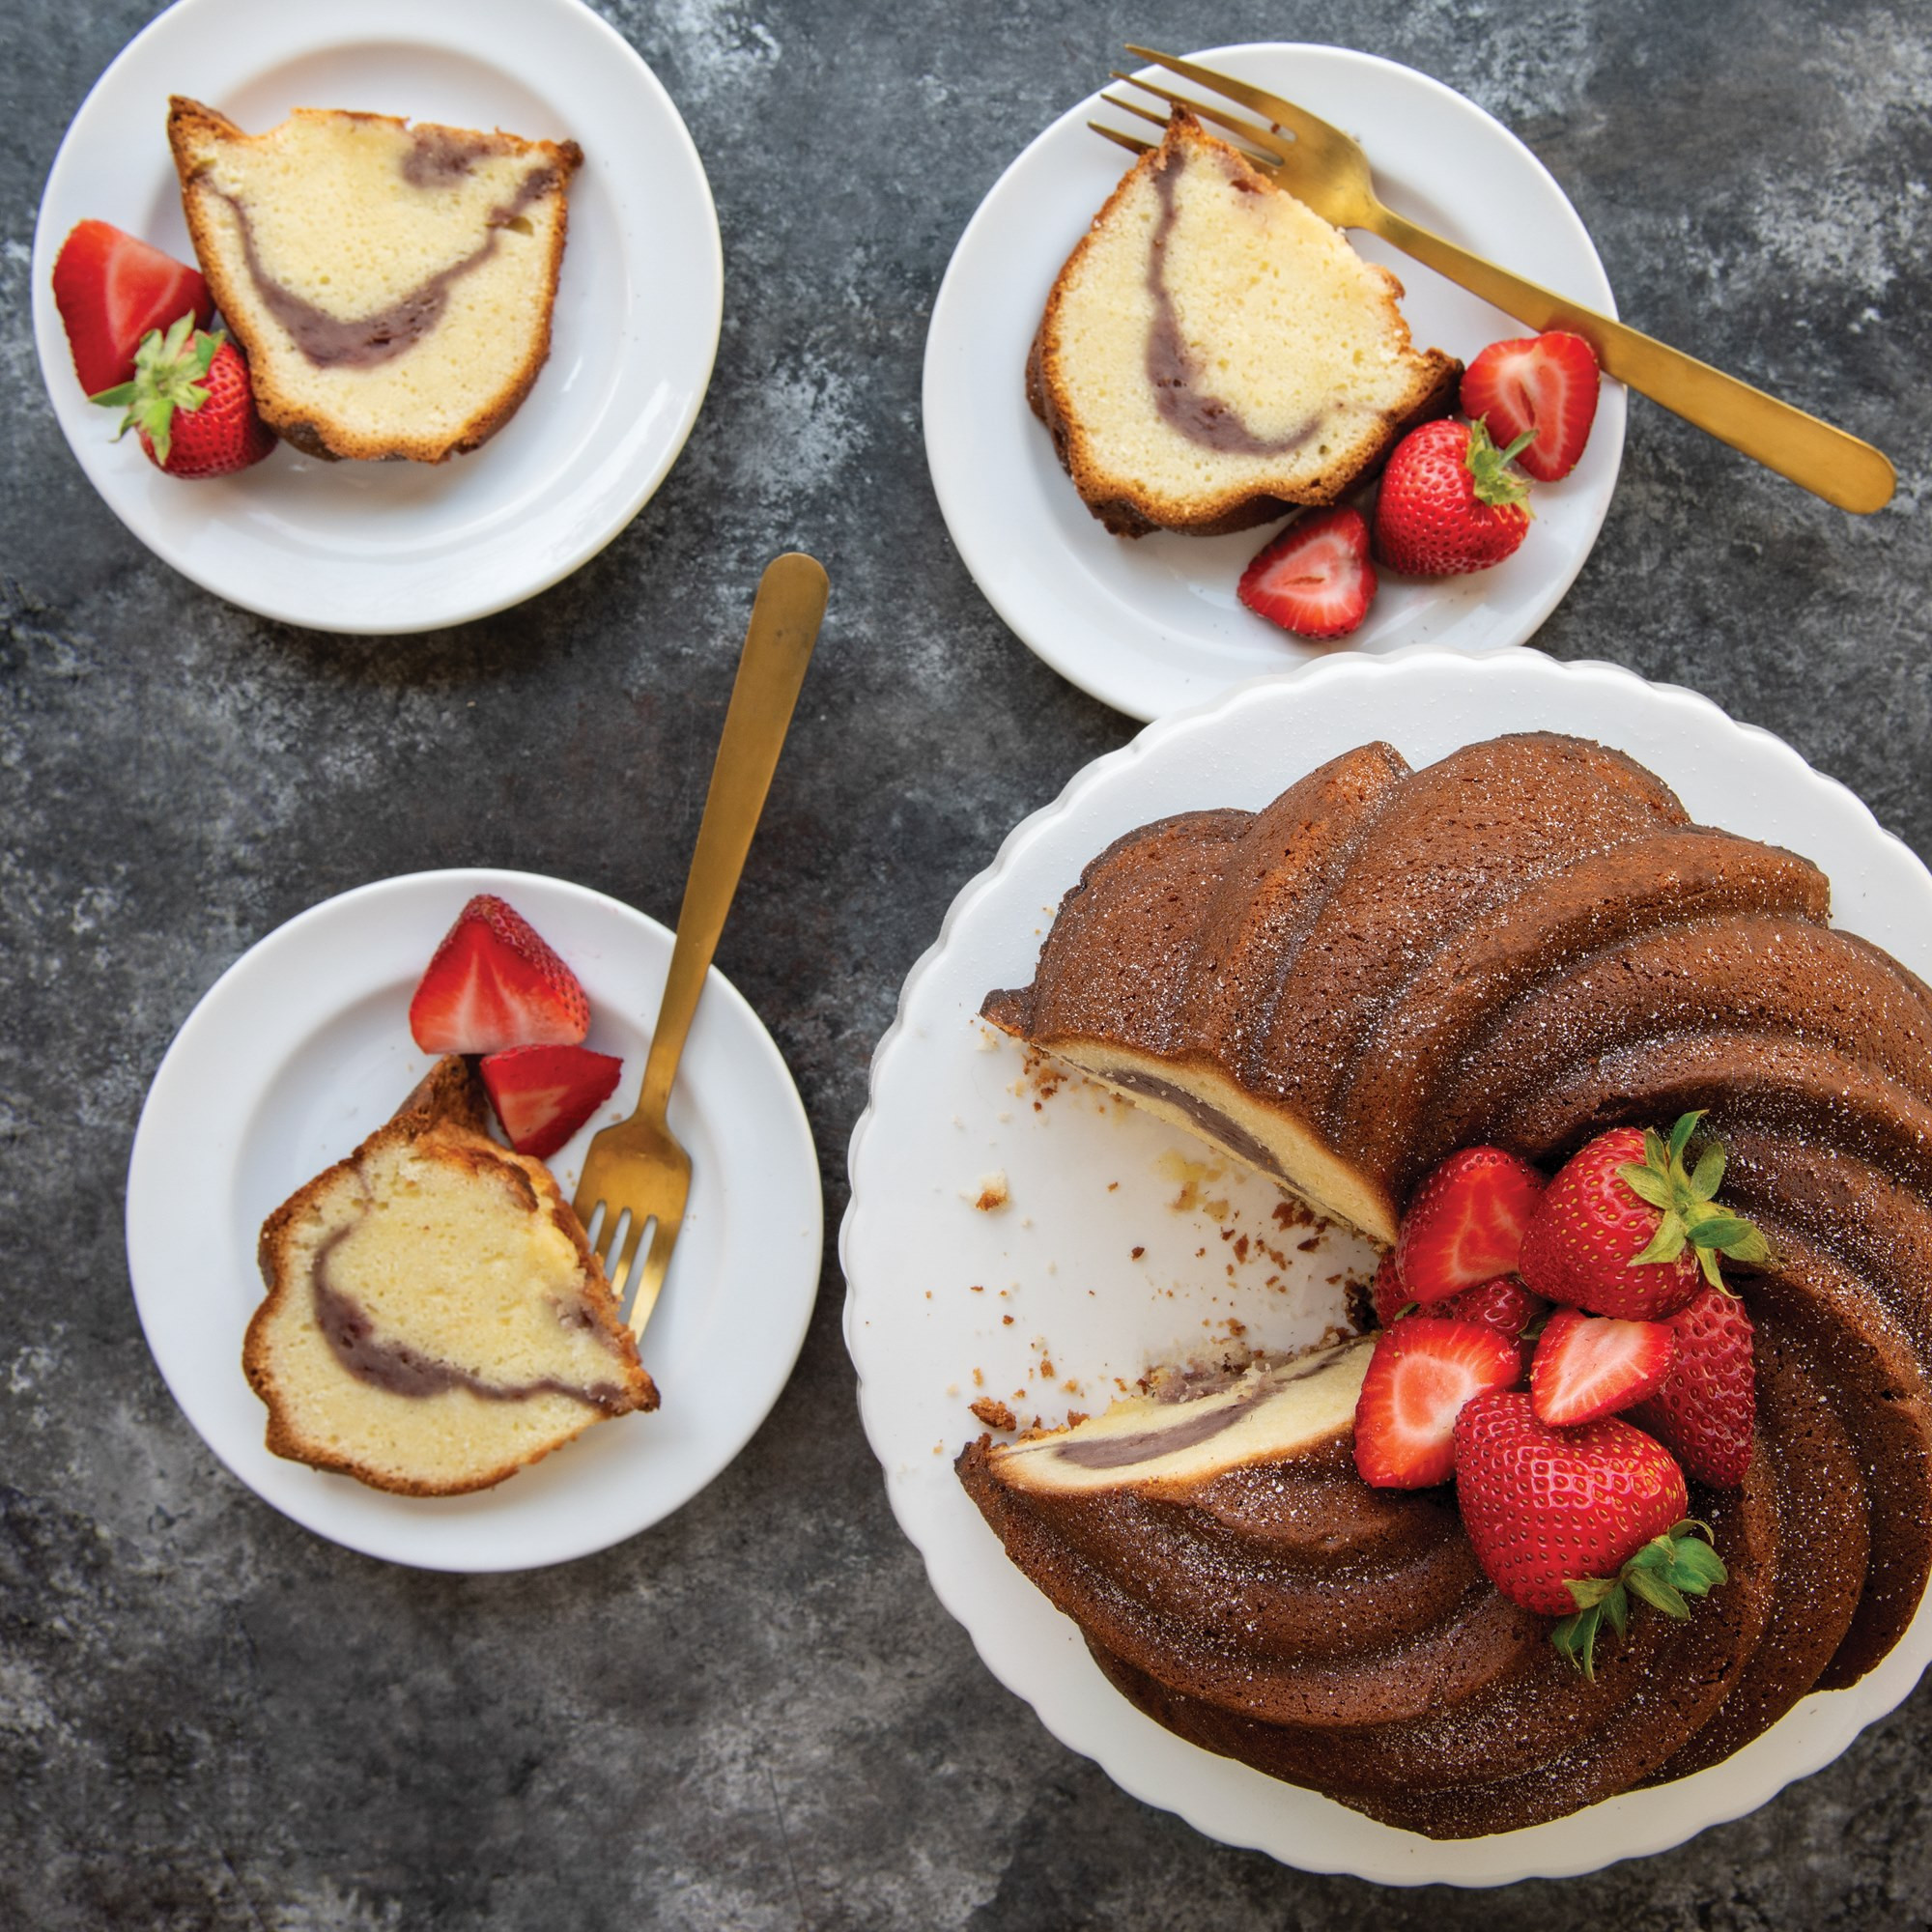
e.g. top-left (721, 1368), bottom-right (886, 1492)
top-left (1371, 1254), bottom-right (1543, 1342)
top-left (1237, 505), bottom-right (1377, 640)
top-left (51, 220), bottom-right (213, 398)
top-left (1461, 331), bottom-right (1601, 483)
top-left (409, 895), bottom-right (591, 1054)
top-left (1626, 1284), bottom-right (1756, 1488)
top-left (1396, 1148), bottom-right (1548, 1304)
top-left (479, 1044), bottom-right (623, 1160)
top-left (1529, 1307), bottom-right (1675, 1427)
top-left (1353, 1316), bottom-right (1521, 1490)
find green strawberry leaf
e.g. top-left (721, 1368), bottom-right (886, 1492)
top-left (1631, 1209), bottom-right (1688, 1266)
top-left (1690, 1143), bottom-right (1727, 1201)
top-left (1618, 1162), bottom-right (1675, 1211)
top-left (1626, 1569), bottom-right (1690, 1618)
top-left (1548, 1524), bottom-right (1727, 1675)
top-left (1667, 1110), bottom-right (1705, 1166)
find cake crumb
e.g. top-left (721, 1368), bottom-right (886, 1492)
top-left (970, 1398), bottom-right (1017, 1431)
top-left (1131, 1245), bottom-right (1146, 1260)
top-left (1107, 1180), bottom-right (1119, 1191)
top-left (1065, 1409), bottom-right (1090, 1427)
top-left (1002, 1314), bottom-right (1014, 1325)
top-left (967, 1172), bottom-right (1010, 1211)
top-left (972, 1367), bottom-right (984, 1387)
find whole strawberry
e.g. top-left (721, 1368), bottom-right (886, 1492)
top-left (92, 313), bottom-right (275, 478)
top-left (1627, 1284), bottom-right (1756, 1488)
top-left (1517, 1111), bottom-right (1772, 1321)
top-left (1373, 417), bottom-right (1533, 576)
top-left (1454, 1389), bottom-right (1726, 1676)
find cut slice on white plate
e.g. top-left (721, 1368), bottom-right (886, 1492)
top-left (34, 0), bottom-right (722, 633)
top-left (841, 647), bottom-right (1932, 1884)
top-left (923, 45), bottom-right (1625, 721)
top-left (126, 869), bottom-right (821, 1572)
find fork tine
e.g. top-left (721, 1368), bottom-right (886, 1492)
top-left (1097, 89), bottom-right (1171, 133)
top-left (1108, 72), bottom-right (1297, 166)
top-left (625, 1210), bottom-right (683, 1338)
top-left (1122, 44), bottom-right (1332, 147)
top-left (1088, 121), bottom-right (1153, 160)
top-left (607, 1208), bottom-right (646, 1300)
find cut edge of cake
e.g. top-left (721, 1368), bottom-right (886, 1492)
top-left (1029, 109), bottom-right (1462, 538)
top-left (246, 1056), bottom-right (656, 1496)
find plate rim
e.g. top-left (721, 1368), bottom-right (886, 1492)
top-left (922, 41), bottom-right (1628, 721)
top-left (840, 645), bottom-right (1932, 1883)
top-left (31, 0), bottom-right (724, 634)
top-left (125, 865), bottom-right (823, 1573)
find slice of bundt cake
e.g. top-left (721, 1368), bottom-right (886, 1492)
top-left (1029, 110), bottom-right (1460, 536)
top-left (247, 1057), bottom-right (656, 1495)
top-left (167, 99), bottom-right (582, 462)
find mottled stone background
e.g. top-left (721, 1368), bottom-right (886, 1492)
top-left (4, 0), bottom-right (1929, 1925)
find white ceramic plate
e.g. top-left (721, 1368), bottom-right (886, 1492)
top-left (127, 869), bottom-right (821, 1573)
top-left (33, 0), bottom-right (722, 633)
top-left (841, 649), bottom-right (1932, 1884)
top-left (923, 45), bottom-right (1627, 722)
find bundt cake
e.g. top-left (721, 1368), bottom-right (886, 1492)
top-left (167, 99), bottom-right (582, 462)
top-left (1029, 111), bottom-right (1460, 537)
top-left (967, 729), bottom-right (1932, 1836)
top-left (248, 1056), bottom-right (656, 1495)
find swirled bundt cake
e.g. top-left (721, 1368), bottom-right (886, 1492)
top-left (1029, 111), bottom-right (1460, 537)
top-left (248, 1056), bottom-right (656, 1495)
top-left (966, 730), bottom-right (1932, 1836)
top-left (168, 99), bottom-right (581, 462)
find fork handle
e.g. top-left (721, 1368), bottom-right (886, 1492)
top-left (638, 553), bottom-right (830, 1119)
top-left (1373, 207), bottom-right (1895, 515)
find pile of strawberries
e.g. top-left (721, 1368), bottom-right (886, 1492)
top-left (51, 218), bottom-right (274, 479)
top-left (1238, 329), bottom-right (1601, 639)
top-left (408, 895), bottom-right (625, 1161)
top-left (1352, 1113), bottom-right (1773, 1675)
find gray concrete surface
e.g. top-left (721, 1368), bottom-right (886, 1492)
top-left (3, 0), bottom-right (1929, 1925)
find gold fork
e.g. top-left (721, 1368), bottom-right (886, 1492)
top-left (574, 552), bottom-right (829, 1336)
top-left (1096, 46), bottom-right (1894, 515)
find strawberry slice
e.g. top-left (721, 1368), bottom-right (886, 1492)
top-left (479, 1045), bottom-right (623, 1159)
top-left (51, 221), bottom-right (213, 398)
top-left (409, 895), bottom-right (591, 1054)
top-left (1370, 1254), bottom-right (1543, 1342)
top-left (1353, 1316), bottom-right (1521, 1489)
top-left (1461, 331), bottom-right (1601, 483)
top-left (1626, 1284), bottom-right (1756, 1487)
top-left (1236, 505), bottom-right (1377, 639)
top-left (1529, 1307), bottom-right (1675, 1427)
top-left (1395, 1148), bottom-right (1548, 1304)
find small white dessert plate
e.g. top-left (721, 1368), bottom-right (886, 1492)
top-left (923, 45), bottom-right (1626, 722)
top-left (33, 0), bottom-right (722, 633)
top-left (127, 869), bottom-right (822, 1573)
top-left (841, 649), bottom-right (1932, 1884)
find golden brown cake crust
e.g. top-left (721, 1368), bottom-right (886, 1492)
top-left (1028, 112), bottom-right (1461, 538)
top-left (246, 1056), bottom-right (656, 1497)
top-left (167, 97), bottom-right (582, 464)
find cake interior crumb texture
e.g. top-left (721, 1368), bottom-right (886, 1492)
top-left (168, 99), bottom-right (581, 462)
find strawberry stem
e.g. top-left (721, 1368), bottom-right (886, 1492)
top-left (1551, 1519), bottom-right (1728, 1680)
top-left (1463, 418), bottom-right (1534, 511)
top-left (1616, 1110), bottom-right (1774, 1291)
top-left (91, 310), bottom-right (223, 467)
